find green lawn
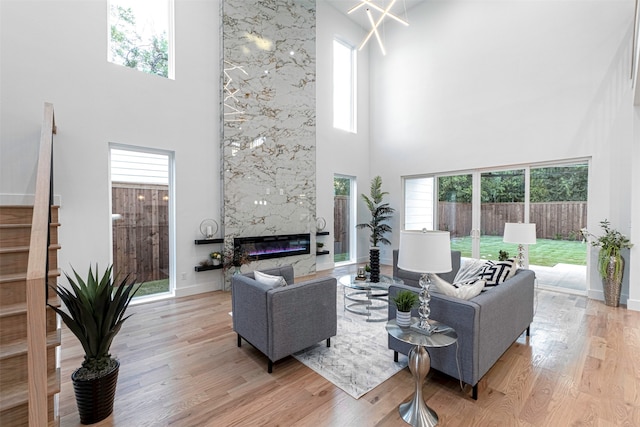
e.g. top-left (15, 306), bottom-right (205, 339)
top-left (135, 278), bottom-right (170, 298)
top-left (450, 236), bottom-right (587, 267)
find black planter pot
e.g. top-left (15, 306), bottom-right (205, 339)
top-left (72, 360), bottom-right (119, 424)
top-left (369, 247), bottom-right (380, 283)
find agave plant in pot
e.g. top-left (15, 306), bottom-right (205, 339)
top-left (48, 265), bottom-right (140, 424)
top-left (581, 219), bottom-right (633, 307)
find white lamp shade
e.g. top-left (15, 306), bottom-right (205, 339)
top-left (398, 230), bottom-right (452, 273)
top-left (503, 223), bottom-right (537, 245)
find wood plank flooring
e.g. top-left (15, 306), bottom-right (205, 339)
top-left (58, 266), bottom-right (640, 426)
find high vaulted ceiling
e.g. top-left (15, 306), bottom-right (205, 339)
top-left (325, 0), bottom-right (424, 31)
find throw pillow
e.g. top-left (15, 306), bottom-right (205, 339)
top-left (478, 259), bottom-right (517, 287)
top-left (454, 258), bottom-right (488, 283)
top-left (254, 271), bottom-right (288, 288)
top-left (430, 274), bottom-right (485, 300)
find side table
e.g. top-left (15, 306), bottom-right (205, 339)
top-left (386, 319), bottom-right (458, 427)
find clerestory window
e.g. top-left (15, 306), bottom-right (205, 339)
top-left (108, 0), bottom-right (175, 79)
top-left (333, 38), bottom-right (357, 133)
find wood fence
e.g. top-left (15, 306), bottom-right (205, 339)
top-left (439, 201), bottom-right (587, 240)
top-left (334, 195), bottom-right (350, 255)
top-left (112, 183), bottom-right (169, 282)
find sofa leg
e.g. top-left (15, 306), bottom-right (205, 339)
top-left (472, 384), bottom-right (478, 400)
top-left (526, 326), bottom-right (531, 336)
top-left (268, 360), bottom-right (273, 374)
top-left (237, 334), bottom-right (242, 347)
top-left (394, 351), bottom-right (398, 363)
top-left (326, 338), bottom-right (331, 347)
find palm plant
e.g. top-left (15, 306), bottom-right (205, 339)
top-left (356, 175), bottom-right (395, 247)
top-left (48, 264), bottom-right (140, 379)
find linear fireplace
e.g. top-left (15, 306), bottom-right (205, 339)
top-left (234, 233), bottom-right (311, 261)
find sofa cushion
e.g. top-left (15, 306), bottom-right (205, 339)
top-left (478, 259), bottom-right (518, 287)
top-left (254, 270), bottom-right (288, 288)
top-left (431, 274), bottom-right (485, 300)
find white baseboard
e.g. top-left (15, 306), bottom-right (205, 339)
top-left (627, 298), bottom-right (640, 312)
top-left (175, 281), bottom-right (223, 298)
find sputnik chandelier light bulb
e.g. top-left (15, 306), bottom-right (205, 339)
top-left (348, 0), bottom-right (409, 55)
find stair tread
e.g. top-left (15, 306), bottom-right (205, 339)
top-left (0, 367), bottom-right (60, 412)
top-left (0, 269), bottom-right (61, 283)
top-left (0, 329), bottom-right (61, 360)
top-left (0, 297), bottom-right (61, 317)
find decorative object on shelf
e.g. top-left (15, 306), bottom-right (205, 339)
top-left (581, 219), bottom-right (633, 307)
top-left (356, 176), bottom-right (395, 283)
top-left (47, 265), bottom-right (140, 424)
top-left (210, 251), bottom-right (222, 266)
top-left (503, 222), bottom-right (537, 268)
top-left (316, 216), bottom-right (326, 232)
top-left (398, 229), bottom-right (452, 335)
top-left (391, 290), bottom-right (418, 328)
top-left (199, 219), bottom-right (219, 239)
top-left (316, 242), bottom-right (324, 249)
top-left (356, 266), bottom-right (367, 280)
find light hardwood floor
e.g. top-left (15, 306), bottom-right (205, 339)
top-left (58, 265), bottom-right (640, 426)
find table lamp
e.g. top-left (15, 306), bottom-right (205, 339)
top-left (398, 229), bottom-right (452, 335)
top-left (503, 222), bottom-right (537, 268)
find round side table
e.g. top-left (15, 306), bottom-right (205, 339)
top-left (386, 319), bottom-right (458, 427)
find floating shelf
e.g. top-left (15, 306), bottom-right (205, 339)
top-left (195, 238), bottom-right (224, 245)
top-left (316, 231), bottom-right (329, 236)
top-left (316, 250), bottom-right (330, 255)
top-left (195, 264), bottom-right (223, 272)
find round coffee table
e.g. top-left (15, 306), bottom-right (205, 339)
top-left (386, 319), bottom-right (458, 427)
top-left (338, 274), bottom-right (404, 322)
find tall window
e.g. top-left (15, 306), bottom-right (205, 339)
top-left (404, 176), bottom-right (435, 230)
top-left (110, 146), bottom-right (174, 299)
top-left (334, 175), bottom-right (356, 264)
top-left (108, 0), bottom-right (174, 79)
top-left (333, 38), bottom-right (357, 132)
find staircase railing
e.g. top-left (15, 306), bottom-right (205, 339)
top-left (26, 102), bottom-right (56, 426)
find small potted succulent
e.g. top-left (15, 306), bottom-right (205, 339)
top-left (391, 290), bottom-right (419, 327)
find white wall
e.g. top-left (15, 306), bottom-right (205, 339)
top-left (368, 0), bottom-right (637, 305)
top-left (0, 0), bottom-right (223, 297)
top-left (316, 2), bottom-right (372, 270)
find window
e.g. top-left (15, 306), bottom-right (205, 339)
top-left (404, 176), bottom-right (435, 230)
top-left (333, 38), bottom-right (357, 132)
top-left (334, 175), bottom-right (356, 264)
top-left (110, 146), bottom-right (175, 299)
top-left (108, 0), bottom-right (174, 79)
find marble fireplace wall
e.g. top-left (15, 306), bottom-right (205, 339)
top-left (222, 0), bottom-right (317, 275)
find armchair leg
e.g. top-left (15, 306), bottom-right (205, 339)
top-left (326, 338), bottom-right (331, 347)
top-left (472, 384), bottom-right (478, 400)
top-left (237, 334), bottom-right (242, 347)
top-left (268, 360), bottom-right (273, 374)
top-left (394, 351), bottom-right (398, 363)
top-left (526, 326), bottom-right (531, 336)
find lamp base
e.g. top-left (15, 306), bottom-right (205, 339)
top-left (410, 321), bottom-right (433, 336)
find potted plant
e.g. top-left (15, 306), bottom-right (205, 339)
top-left (391, 290), bottom-right (418, 327)
top-left (210, 251), bottom-right (222, 266)
top-left (581, 219), bottom-right (633, 307)
top-left (356, 176), bottom-right (395, 283)
top-left (48, 265), bottom-right (140, 424)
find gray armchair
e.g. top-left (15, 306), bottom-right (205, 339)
top-left (231, 265), bottom-right (337, 373)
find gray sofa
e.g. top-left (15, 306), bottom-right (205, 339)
top-left (231, 265), bottom-right (337, 373)
top-left (390, 250), bottom-right (535, 399)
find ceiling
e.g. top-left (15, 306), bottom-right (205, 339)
top-left (324, 0), bottom-right (425, 31)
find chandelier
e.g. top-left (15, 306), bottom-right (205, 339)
top-left (348, 0), bottom-right (409, 55)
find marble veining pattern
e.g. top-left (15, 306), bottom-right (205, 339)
top-left (222, 0), bottom-right (317, 275)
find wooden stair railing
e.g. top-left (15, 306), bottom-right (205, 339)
top-left (26, 102), bottom-right (56, 426)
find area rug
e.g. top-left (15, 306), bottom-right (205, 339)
top-left (292, 285), bottom-right (408, 399)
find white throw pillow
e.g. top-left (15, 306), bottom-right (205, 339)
top-left (454, 258), bottom-right (488, 283)
top-left (430, 274), bottom-right (485, 300)
top-left (254, 271), bottom-right (288, 288)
